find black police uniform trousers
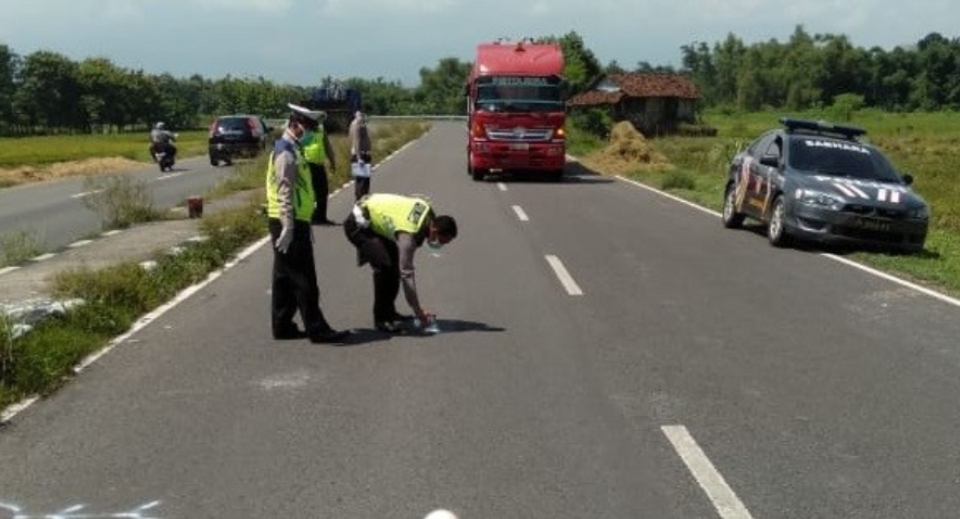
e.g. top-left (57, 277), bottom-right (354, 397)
top-left (268, 218), bottom-right (334, 336)
top-left (343, 213), bottom-right (402, 323)
top-left (309, 163), bottom-right (330, 223)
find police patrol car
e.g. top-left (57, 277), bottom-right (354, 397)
top-left (722, 118), bottom-right (929, 252)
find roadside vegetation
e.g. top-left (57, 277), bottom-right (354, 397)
top-left (0, 121), bottom-right (429, 411)
top-left (568, 108), bottom-right (960, 299)
top-left (0, 131), bottom-right (209, 188)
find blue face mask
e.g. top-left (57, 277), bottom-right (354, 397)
top-left (299, 130), bottom-right (313, 142)
top-left (427, 239), bottom-right (443, 250)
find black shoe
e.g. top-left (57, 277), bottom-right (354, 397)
top-left (374, 320), bottom-right (405, 334)
top-left (309, 329), bottom-right (350, 344)
top-left (388, 312), bottom-right (414, 322)
top-left (273, 325), bottom-right (306, 340)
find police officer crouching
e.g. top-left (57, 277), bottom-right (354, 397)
top-left (343, 193), bottom-right (458, 333)
top-left (265, 103), bottom-right (349, 344)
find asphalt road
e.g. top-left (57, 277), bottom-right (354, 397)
top-left (1, 121), bottom-right (959, 518)
top-left (0, 156), bottom-right (237, 257)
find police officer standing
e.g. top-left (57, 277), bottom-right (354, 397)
top-left (300, 108), bottom-right (337, 225)
top-left (266, 103), bottom-right (349, 344)
top-left (343, 193), bottom-right (458, 333)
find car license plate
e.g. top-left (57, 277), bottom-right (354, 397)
top-left (510, 142), bottom-right (529, 151)
top-left (855, 218), bottom-right (891, 232)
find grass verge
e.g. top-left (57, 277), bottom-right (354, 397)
top-left (0, 120), bottom-right (431, 413)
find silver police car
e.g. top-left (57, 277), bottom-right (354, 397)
top-left (722, 118), bottom-right (929, 252)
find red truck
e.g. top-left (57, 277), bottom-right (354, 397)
top-left (466, 39), bottom-right (567, 181)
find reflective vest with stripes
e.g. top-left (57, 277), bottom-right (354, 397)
top-left (265, 138), bottom-right (315, 222)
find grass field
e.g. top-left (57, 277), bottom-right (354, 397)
top-left (572, 108), bottom-right (960, 298)
top-left (0, 131), bottom-right (210, 167)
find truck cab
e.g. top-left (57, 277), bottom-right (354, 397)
top-left (466, 40), bottom-right (567, 181)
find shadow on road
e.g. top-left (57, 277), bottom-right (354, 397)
top-left (734, 222), bottom-right (939, 259)
top-left (481, 161), bottom-right (615, 185)
top-left (340, 318), bottom-right (506, 345)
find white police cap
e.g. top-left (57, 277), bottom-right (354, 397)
top-left (287, 103), bottom-right (325, 122)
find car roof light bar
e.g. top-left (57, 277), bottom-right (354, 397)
top-left (779, 117), bottom-right (866, 139)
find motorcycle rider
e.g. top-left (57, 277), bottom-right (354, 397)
top-left (149, 122), bottom-right (178, 160)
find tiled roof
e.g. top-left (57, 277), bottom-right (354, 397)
top-left (567, 90), bottom-right (625, 106)
top-left (568, 72), bottom-right (701, 106)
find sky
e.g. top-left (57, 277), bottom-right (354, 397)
top-left (0, 0), bottom-right (956, 87)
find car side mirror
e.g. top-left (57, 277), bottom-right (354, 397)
top-left (902, 173), bottom-right (914, 186)
top-left (759, 154), bottom-right (780, 168)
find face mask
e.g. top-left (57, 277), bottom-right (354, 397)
top-left (299, 129), bottom-right (313, 142)
top-left (427, 240), bottom-right (443, 250)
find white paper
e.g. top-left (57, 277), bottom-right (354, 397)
top-left (351, 162), bottom-right (372, 178)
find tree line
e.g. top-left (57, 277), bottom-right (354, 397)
top-left (2, 27), bottom-right (958, 135)
top-left (680, 26), bottom-right (960, 111)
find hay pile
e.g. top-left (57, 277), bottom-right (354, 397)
top-left (581, 121), bottom-right (672, 175)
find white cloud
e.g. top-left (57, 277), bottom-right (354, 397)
top-left (192, 0), bottom-right (294, 12)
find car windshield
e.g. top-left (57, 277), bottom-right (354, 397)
top-left (787, 138), bottom-right (903, 183)
top-left (474, 75), bottom-right (564, 113)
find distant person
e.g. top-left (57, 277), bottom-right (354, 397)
top-left (149, 122), bottom-right (177, 158)
top-left (342, 193), bottom-right (458, 333)
top-left (264, 103), bottom-right (349, 344)
top-left (300, 108), bottom-right (337, 225)
top-left (348, 110), bottom-right (373, 201)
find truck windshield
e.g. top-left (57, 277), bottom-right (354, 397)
top-left (475, 76), bottom-right (564, 113)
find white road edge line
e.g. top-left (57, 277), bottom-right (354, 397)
top-left (545, 255), bottom-right (583, 296)
top-left (512, 205), bottom-right (529, 222)
top-left (73, 236), bottom-right (271, 374)
top-left (1, 131), bottom-right (432, 424)
top-left (662, 425), bottom-right (756, 519)
top-left (616, 175), bottom-right (960, 309)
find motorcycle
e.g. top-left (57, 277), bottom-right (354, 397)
top-left (150, 135), bottom-right (178, 172)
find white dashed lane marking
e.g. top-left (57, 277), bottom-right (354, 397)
top-left (512, 205), bottom-right (529, 222)
top-left (662, 425), bottom-right (756, 519)
top-left (545, 255), bottom-right (583, 296)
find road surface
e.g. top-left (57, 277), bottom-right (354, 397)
top-left (1, 121), bottom-right (959, 519)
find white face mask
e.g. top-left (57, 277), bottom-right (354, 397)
top-left (427, 240), bottom-right (443, 250)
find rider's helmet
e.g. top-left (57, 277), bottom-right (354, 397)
top-left (155, 122), bottom-right (165, 130)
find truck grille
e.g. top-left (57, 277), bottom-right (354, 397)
top-left (486, 127), bottom-right (554, 142)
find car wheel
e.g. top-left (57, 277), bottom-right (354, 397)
top-left (722, 184), bottom-right (745, 229)
top-left (209, 154), bottom-right (219, 167)
top-left (767, 195), bottom-right (791, 247)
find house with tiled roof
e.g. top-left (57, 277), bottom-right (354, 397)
top-left (568, 72), bottom-right (708, 136)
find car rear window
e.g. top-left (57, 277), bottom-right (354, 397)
top-left (216, 117), bottom-right (252, 130)
top-left (788, 138), bottom-right (902, 183)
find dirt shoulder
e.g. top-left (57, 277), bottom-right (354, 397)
top-left (0, 157), bottom-right (151, 187)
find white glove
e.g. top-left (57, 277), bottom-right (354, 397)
top-left (274, 226), bottom-right (293, 254)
